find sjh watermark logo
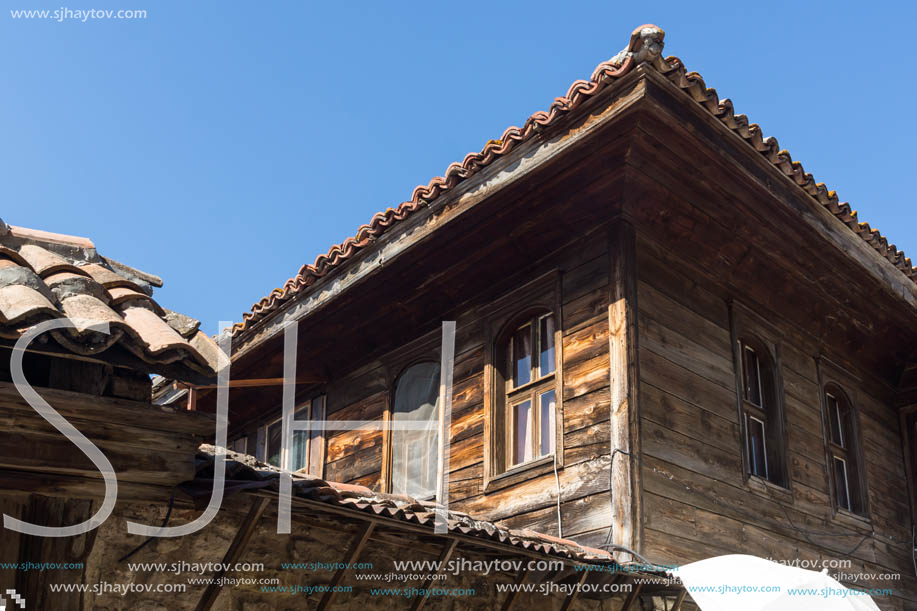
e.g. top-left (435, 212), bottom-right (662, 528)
top-left (2, 317), bottom-right (457, 538)
top-left (0, 589), bottom-right (25, 610)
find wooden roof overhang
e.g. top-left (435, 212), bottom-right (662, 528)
top-left (209, 60), bottom-right (917, 421)
top-left (211, 66), bottom-right (655, 421)
top-left (624, 66), bottom-right (917, 390)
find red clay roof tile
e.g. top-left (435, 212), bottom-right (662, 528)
top-left (0, 231), bottom-right (219, 381)
top-left (230, 24), bottom-right (914, 339)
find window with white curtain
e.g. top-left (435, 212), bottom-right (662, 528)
top-left (390, 362), bottom-right (440, 499)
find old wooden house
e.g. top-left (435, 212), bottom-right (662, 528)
top-left (0, 226), bottom-right (679, 607)
top-left (211, 24), bottom-right (917, 610)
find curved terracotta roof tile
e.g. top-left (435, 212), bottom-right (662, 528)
top-left (0, 284), bottom-right (59, 326)
top-left (18, 244), bottom-right (84, 278)
top-left (80, 262), bottom-right (143, 290)
top-left (0, 233), bottom-right (220, 380)
top-left (231, 24), bottom-right (914, 339)
top-left (106, 286), bottom-right (152, 307)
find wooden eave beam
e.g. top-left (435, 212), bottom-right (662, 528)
top-left (195, 496), bottom-right (270, 611)
top-left (177, 376), bottom-right (327, 390)
top-left (500, 567), bottom-right (530, 611)
top-left (409, 539), bottom-right (458, 611)
top-left (231, 72), bottom-right (651, 362)
top-left (560, 568), bottom-right (590, 611)
top-left (636, 66), bottom-right (917, 312)
top-left (317, 521), bottom-right (376, 610)
top-left (621, 581), bottom-right (643, 611)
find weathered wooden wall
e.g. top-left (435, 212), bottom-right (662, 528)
top-left (305, 229), bottom-right (616, 547)
top-left (636, 237), bottom-right (916, 610)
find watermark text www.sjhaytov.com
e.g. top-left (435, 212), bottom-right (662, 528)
top-left (10, 8), bottom-right (146, 21)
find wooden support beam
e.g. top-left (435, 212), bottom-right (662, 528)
top-left (178, 376), bottom-right (326, 391)
top-left (560, 568), bottom-right (590, 611)
top-left (409, 539), bottom-right (458, 611)
top-left (671, 589), bottom-right (688, 611)
top-left (195, 497), bottom-right (270, 611)
top-left (500, 567), bottom-right (530, 611)
top-left (621, 581), bottom-right (643, 611)
top-left (607, 219), bottom-right (643, 561)
top-left (317, 522), bottom-right (375, 610)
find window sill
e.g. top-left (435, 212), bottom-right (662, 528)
top-left (485, 455), bottom-right (559, 493)
top-left (834, 507), bottom-right (871, 528)
top-left (745, 474), bottom-right (793, 502)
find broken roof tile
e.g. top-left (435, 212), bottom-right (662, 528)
top-left (162, 308), bottom-right (201, 338)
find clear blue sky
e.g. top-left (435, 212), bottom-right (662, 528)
top-left (2, 1), bottom-right (914, 334)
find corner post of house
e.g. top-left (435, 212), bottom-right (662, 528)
top-left (896, 357), bottom-right (917, 526)
top-left (607, 217), bottom-right (642, 562)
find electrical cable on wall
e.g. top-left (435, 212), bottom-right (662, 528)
top-left (553, 448), bottom-right (563, 538)
top-left (118, 495), bottom-right (175, 563)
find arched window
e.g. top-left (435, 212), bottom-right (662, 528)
top-left (823, 386), bottom-right (865, 515)
top-left (390, 362), bottom-right (440, 498)
top-left (738, 336), bottom-right (786, 485)
top-left (500, 313), bottom-right (557, 468)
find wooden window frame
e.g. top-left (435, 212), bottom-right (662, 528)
top-left (483, 270), bottom-right (564, 492)
top-left (387, 360), bottom-right (441, 500)
top-left (380, 329), bottom-right (443, 495)
top-left (817, 358), bottom-right (869, 519)
top-left (505, 314), bottom-right (557, 468)
top-left (258, 394), bottom-right (327, 476)
top-left (229, 436), bottom-right (248, 455)
top-left (729, 301), bottom-right (790, 489)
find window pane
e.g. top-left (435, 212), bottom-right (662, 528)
top-left (826, 394), bottom-right (843, 446)
top-left (288, 406), bottom-right (309, 471)
top-left (513, 400), bottom-right (533, 465)
top-left (743, 345), bottom-right (762, 407)
top-left (255, 426), bottom-right (265, 462)
top-left (834, 456), bottom-right (851, 511)
top-left (308, 396), bottom-right (326, 476)
top-left (230, 437), bottom-right (247, 455)
top-left (746, 415), bottom-right (768, 478)
top-left (266, 420), bottom-right (283, 468)
top-left (513, 325), bottom-right (532, 387)
top-left (392, 362), bottom-right (440, 498)
top-left (539, 389), bottom-right (556, 457)
top-left (539, 315), bottom-right (556, 376)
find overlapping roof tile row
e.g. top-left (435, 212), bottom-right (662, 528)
top-left (0, 222), bottom-right (220, 377)
top-left (230, 24), bottom-right (913, 339)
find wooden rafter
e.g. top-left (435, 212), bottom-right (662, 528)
top-left (621, 581), bottom-right (643, 611)
top-left (409, 539), bottom-right (458, 611)
top-left (500, 567), bottom-right (530, 611)
top-left (671, 589), bottom-right (688, 610)
top-left (317, 521), bottom-right (376, 610)
top-left (178, 376), bottom-right (326, 391)
top-left (560, 568), bottom-right (590, 611)
top-left (195, 496), bottom-right (270, 611)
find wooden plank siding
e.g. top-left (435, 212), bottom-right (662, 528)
top-left (249, 230), bottom-right (618, 545)
top-left (636, 240), bottom-right (916, 608)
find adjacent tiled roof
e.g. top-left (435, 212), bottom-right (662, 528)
top-left (231, 24), bottom-right (915, 339)
top-left (192, 445), bottom-right (652, 568)
top-left (0, 221), bottom-right (220, 378)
